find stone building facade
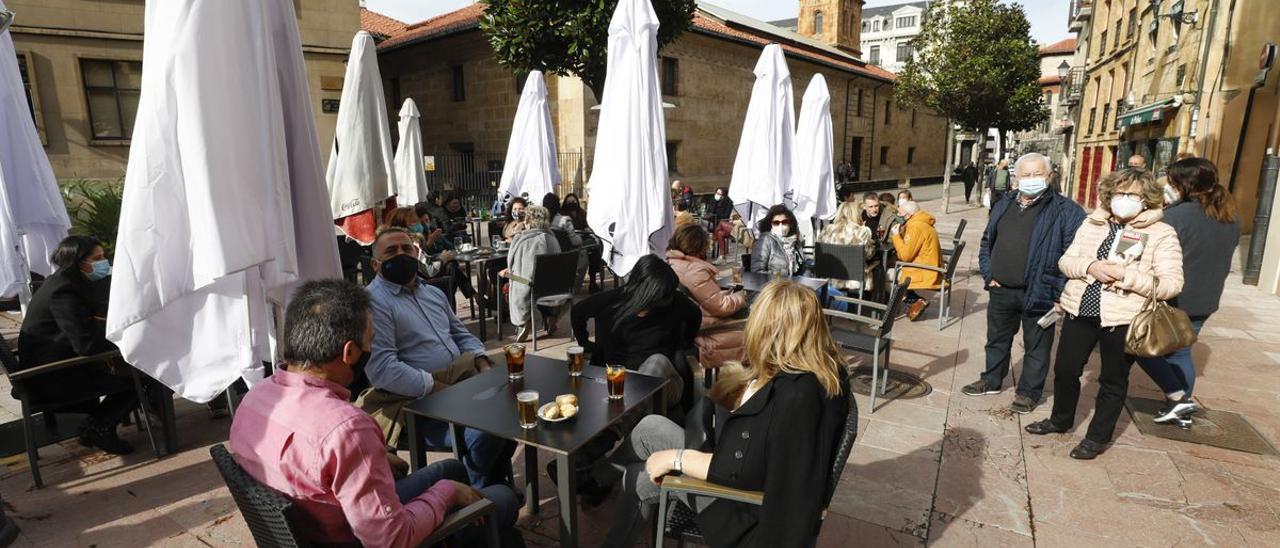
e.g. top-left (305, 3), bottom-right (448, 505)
top-left (368, 1), bottom-right (948, 197)
top-left (7, 0), bottom-right (359, 180)
top-left (1012, 39), bottom-right (1077, 170)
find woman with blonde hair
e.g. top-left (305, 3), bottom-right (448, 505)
top-left (818, 202), bottom-right (876, 291)
top-left (1025, 168), bottom-right (1184, 460)
top-left (601, 280), bottom-right (851, 547)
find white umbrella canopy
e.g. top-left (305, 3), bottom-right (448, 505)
top-left (791, 73), bottom-right (837, 244)
top-left (326, 30), bottom-right (394, 245)
top-left (106, 0), bottom-right (341, 403)
top-left (0, 0), bottom-right (71, 298)
top-left (498, 71), bottom-right (560, 203)
top-left (393, 98), bottom-right (428, 206)
top-left (586, 0), bottom-right (672, 277)
top-left (728, 43), bottom-right (795, 234)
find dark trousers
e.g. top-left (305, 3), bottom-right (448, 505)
top-left (395, 458), bottom-right (524, 547)
top-left (981, 286), bottom-right (1056, 400)
top-left (1048, 316), bottom-right (1134, 444)
top-left (963, 178), bottom-right (976, 202)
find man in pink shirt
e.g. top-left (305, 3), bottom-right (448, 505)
top-left (230, 280), bottom-right (522, 547)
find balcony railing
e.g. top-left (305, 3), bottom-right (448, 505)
top-left (1060, 66), bottom-right (1086, 106)
top-left (1068, 0), bottom-right (1093, 31)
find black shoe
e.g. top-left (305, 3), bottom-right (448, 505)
top-left (78, 424), bottom-right (135, 455)
top-left (545, 461), bottom-right (613, 508)
top-left (961, 379), bottom-right (1001, 396)
top-left (1024, 419), bottom-right (1069, 435)
top-left (1010, 395), bottom-right (1037, 414)
top-left (1069, 439), bottom-right (1106, 460)
top-left (1153, 396), bottom-right (1198, 424)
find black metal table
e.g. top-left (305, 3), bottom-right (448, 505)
top-left (403, 355), bottom-right (668, 548)
top-left (718, 271), bottom-right (829, 293)
top-left (454, 249), bottom-right (508, 340)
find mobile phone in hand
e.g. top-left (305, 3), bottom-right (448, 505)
top-left (1037, 310), bottom-right (1062, 328)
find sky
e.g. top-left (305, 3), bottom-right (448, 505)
top-left (362, 0), bottom-right (1072, 46)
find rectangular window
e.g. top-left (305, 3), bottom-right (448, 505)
top-left (1101, 103), bottom-right (1111, 132)
top-left (1127, 8), bottom-right (1137, 38)
top-left (879, 146), bottom-right (889, 166)
top-left (869, 45), bottom-right (881, 65)
top-left (661, 57), bottom-right (679, 96)
top-left (451, 65), bottom-right (465, 102)
top-left (896, 16), bottom-right (916, 28)
top-left (666, 141), bottom-right (679, 173)
top-left (1115, 100), bottom-right (1124, 130)
top-left (1176, 64), bottom-right (1186, 87)
top-left (1088, 107), bottom-right (1097, 134)
top-left (1098, 31), bottom-right (1108, 57)
top-left (872, 20), bottom-right (880, 32)
top-left (80, 59), bottom-right (142, 140)
top-left (884, 101), bottom-right (892, 125)
top-left (862, 21), bottom-right (869, 32)
top-left (1114, 20), bottom-right (1122, 48)
top-left (15, 52), bottom-right (45, 142)
top-left (857, 89), bottom-right (864, 117)
top-left (907, 147), bottom-right (916, 164)
top-left (896, 42), bottom-right (913, 63)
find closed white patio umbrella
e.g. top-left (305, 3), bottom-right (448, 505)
top-left (393, 98), bottom-right (428, 207)
top-left (107, 0), bottom-right (341, 402)
top-left (728, 43), bottom-right (794, 234)
top-left (586, 0), bottom-right (672, 277)
top-left (498, 70), bottom-right (560, 203)
top-left (0, 0), bottom-right (71, 299)
top-left (326, 30), bottom-right (394, 245)
top-left (791, 73), bottom-right (837, 244)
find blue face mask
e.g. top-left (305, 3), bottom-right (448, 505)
top-left (1018, 177), bottom-right (1047, 196)
top-left (87, 259), bottom-right (111, 281)
top-left (409, 223), bottom-right (425, 234)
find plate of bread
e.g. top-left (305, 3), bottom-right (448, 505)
top-left (538, 394), bottom-right (579, 422)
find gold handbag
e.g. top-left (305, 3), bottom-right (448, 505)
top-left (1125, 278), bottom-right (1197, 357)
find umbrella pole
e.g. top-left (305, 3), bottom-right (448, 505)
top-left (14, 230), bottom-right (33, 317)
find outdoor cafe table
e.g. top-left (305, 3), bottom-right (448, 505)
top-left (718, 270), bottom-right (828, 293)
top-left (452, 248), bottom-right (508, 340)
top-left (403, 355), bottom-right (669, 548)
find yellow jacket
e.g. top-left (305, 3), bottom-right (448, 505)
top-left (892, 210), bottom-right (943, 290)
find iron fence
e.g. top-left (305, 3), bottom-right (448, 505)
top-left (421, 151), bottom-right (588, 211)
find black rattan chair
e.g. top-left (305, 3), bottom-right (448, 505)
top-left (813, 243), bottom-right (873, 313)
top-left (211, 444), bottom-right (500, 548)
top-left (656, 375), bottom-right (859, 547)
top-left (504, 250), bottom-right (579, 350)
top-left (825, 278), bottom-right (912, 412)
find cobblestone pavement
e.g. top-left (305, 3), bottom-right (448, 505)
top-left (2, 184), bottom-right (1278, 546)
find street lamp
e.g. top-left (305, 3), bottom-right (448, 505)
top-left (1057, 62), bottom-right (1070, 80)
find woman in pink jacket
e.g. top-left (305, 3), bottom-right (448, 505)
top-left (666, 224), bottom-right (749, 369)
top-left (1024, 168), bottom-right (1183, 460)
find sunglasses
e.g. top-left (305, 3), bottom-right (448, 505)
top-left (771, 220), bottom-right (788, 226)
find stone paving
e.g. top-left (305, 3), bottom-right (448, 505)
top-left (2, 184), bottom-right (1279, 546)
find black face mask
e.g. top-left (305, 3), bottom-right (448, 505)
top-left (351, 348), bottom-right (371, 378)
top-left (563, 201), bottom-right (578, 211)
top-left (379, 254), bottom-right (419, 286)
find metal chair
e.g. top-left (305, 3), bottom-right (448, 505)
top-left (656, 375), bottom-right (859, 546)
top-left (812, 243), bottom-right (872, 314)
top-left (896, 241), bottom-right (967, 330)
top-left (210, 444), bottom-right (499, 548)
top-left (504, 251), bottom-right (580, 350)
top-left (0, 334), bottom-right (162, 489)
top-left (824, 278), bottom-right (912, 412)
top-left (941, 219), bottom-right (967, 259)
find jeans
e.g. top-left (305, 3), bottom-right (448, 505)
top-left (714, 221), bottom-right (734, 258)
top-left (395, 459), bottom-right (524, 547)
top-left (981, 286), bottom-right (1056, 400)
top-left (1135, 317), bottom-right (1206, 397)
top-left (416, 419), bottom-right (516, 489)
top-left (637, 353), bottom-right (684, 413)
top-left (1048, 316), bottom-right (1133, 444)
top-left (602, 415), bottom-right (713, 547)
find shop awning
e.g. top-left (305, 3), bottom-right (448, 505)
top-left (1118, 98), bottom-right (1178, 130)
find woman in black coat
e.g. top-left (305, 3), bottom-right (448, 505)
top-left (17, 236), bottom-right (138, 454)
top-left (602, 280), bottom-right (851, 547)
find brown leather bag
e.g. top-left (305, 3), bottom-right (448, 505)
top-left (1125, 279), bottom-right (1197, 357)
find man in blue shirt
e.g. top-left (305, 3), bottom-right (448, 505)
top-left (361, 227), bottom-right (514, 488)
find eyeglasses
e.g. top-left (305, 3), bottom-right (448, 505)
top-left (771, 220), bottom-right (788, 226)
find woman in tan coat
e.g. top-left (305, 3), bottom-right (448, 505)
top-left (666, 224), bottom-right (748, 368)
top-left (1025, 168), bottom-right (1183, 460)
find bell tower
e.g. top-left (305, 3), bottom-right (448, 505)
top-left (797, 0), bottom-right (863, 56)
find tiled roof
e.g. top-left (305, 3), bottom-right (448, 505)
top-left (371, 2), bottom-right (896, 82)
top-left (360, 8), bottom-right (407, 40)
top-left (376, 3), bottom-right (485, 51)
top-left (1039, 37), bottom-right (1077, 55)
top-left (1039, 75), bottom-right (1063, 86)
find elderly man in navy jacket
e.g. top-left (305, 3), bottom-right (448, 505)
top-left (963, 153), bottom-right (1086, 414)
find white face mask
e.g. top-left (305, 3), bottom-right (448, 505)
top-left (1163, 185), bottom-right (1181, 206)
top-left (897, 198), bottom-right (908, 208)
top-left (713, 194), bottom-right (723, 201)
top-left (771, 224), bottom-right (790, 238)
top-left (1110, 195), bottom-right (1146, 220)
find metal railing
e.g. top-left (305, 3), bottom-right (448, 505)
top-left (422, 151), bottom-right (587, 210)
top-left (1061, 67), bottom-right (1086, 106)
top-left (1068, 0), bottom-right (1093, 31)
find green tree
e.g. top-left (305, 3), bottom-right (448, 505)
top-left (895, 0), bottom-right (1048, 211)
top-left (480, 0), bottom-right (696, 101)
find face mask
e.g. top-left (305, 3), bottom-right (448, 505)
top-left (1018, 177), bottom-right (1047, 196)
top-left (771, 224), bottom-right (790, 238)
top-left (408, 223), bottom-right (424, 234)
top-left (564, 201), bottom-right (578, 210)
top-left (1110, 195), bottom-right (1146, 220)
top-left (379, 254), bottom-right (419, 286)
top-left (1163, 185), bottom-right (1181, 205)
top-left (713, 194), bottom-right (722, 201)
top-left (350, 347), bottom-right (371, 379)
top-left (513, 211), bottom-right (525, 221)
top-left (897, 198), bottom-right (908, 208)
top-left (87, 259), bottom-right (111, 281)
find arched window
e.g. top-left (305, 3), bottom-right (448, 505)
top-left (814, 11), bottom-right (824, 33)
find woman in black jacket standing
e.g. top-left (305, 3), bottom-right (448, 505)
top-left (1136, 158), bottom-right (1240, 424)
top-left (601, 280), bottom-right (850, 547)
top-left (17, 236), bottom-right (138, 454)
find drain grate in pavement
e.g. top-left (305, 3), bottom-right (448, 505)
top-left (1126, 397), bottom-right (1279, 457)
top-left (849, 367), bottom-right (932, 399)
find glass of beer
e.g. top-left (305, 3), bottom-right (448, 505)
top-left (504, 343), bottom-right (526, 380)
top-left (606, 365), bottom-right (626, 400)
top-left (566, 346), bottom-right (585, 377)
top-left (516, 390), bottom-right (539, 429)
top-left (731, 266), bottom-right (743, 284)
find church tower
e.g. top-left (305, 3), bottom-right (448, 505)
top-left (797, 0), bottom-right (863, 56)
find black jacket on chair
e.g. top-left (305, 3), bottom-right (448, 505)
top-left (17, 267), bottom-right (121, 405)
top-left (692, 370), bottom-right (849, 548)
